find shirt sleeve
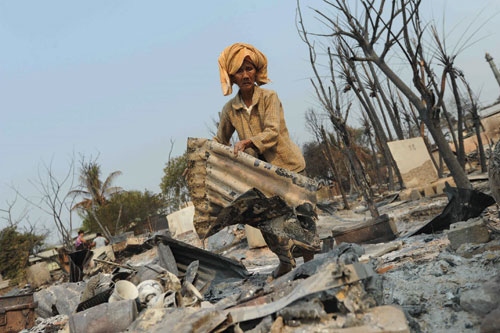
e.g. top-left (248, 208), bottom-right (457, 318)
top-left (250, 92), bottom-right (281, 153)
top-left (213, 107), bottom-right (235, 145)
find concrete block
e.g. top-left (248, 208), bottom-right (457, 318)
top-left (26, 262), bottom-right (51, 288)
top-left (399, 189), bottom-right (412, 201)
top-left (424, 185), bottom-right (435, 197)
top-left (435, 181), bottom-right (446, 195)
top-left (167, 206), bottom-right (196, 237)
top-left (447, 218), bottom-right (490, 251)
top-left (409, 189), bottom-right (422, 201)
top-left (388, 137), bottom-right (438, 188)
top-left (245, 225), bottom-right (267, 248)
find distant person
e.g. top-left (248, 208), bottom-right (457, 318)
top-left (93, 233), bottom-right (109, 248)
top-left (75, 230), bottom-right (88, 250)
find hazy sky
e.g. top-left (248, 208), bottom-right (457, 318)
top-left (2, 1), bottom-right (500, 240)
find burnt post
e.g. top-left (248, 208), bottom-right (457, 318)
top-left (485, 53), bottom-right (500, 90)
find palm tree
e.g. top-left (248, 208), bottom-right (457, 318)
top-left (71, 160), bottom-right (122, 238)
top-left (72, 162), bottom-right (122, 210)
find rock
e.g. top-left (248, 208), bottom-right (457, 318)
top-left (26, 263), bottom-right (51, 288)
top-left (460, 274), bottom-right (500, 316)
top-left (456, 239), bottom-right (500, 258)
top-left (447, 218), bottom-right (490, 251)
top-left (34, 282), bottom-right (86, 318)
top-left (481, 306), bottom-right (500, 333)
top-left (69, 299), bottom-right (138, 333)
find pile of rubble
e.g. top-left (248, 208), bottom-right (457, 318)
top-left (19, 234), bottom-right (408, 333)
top-left (3, 191), bottom-right (495, 332)
top-left (1, 139), bottom-right (499, 332)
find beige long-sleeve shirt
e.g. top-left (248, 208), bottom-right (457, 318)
top-left (214, 86), bottom-right (306, 173)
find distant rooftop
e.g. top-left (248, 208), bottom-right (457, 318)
top-left (479, 102), bottom-right (500, 118)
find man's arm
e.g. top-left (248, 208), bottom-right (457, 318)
top-left (214, 108), bottom-right (235, 146)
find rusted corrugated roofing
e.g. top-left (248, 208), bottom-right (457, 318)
top-left (186, 138), bottom-right (319, 238)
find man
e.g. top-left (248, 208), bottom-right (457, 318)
top-left (215, 43), bottom-right (312, 277)
top-left (92, 233), bottom-right (109, 248)
top-left (215, 43), bottom-right (305, 173)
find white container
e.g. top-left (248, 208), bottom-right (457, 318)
top-left (137, 280), bottom-right (163, 305)
top-left (109, 280), bottom-right (139, 303)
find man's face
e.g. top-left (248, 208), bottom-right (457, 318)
top-left (232, 59), bottom-right (256, 93)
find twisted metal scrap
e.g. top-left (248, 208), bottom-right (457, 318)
top-left (185, 138), bottom-right (319, 238)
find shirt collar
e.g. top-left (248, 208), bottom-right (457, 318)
top-left (232, 85), bottom-right (262, 110)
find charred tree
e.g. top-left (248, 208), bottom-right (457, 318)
top-left (297, 10), bottom-right (379, 216)
top-left (462, 78), bottom-right (487, 172)
top-left (297, 0), bottom-right (472, 188)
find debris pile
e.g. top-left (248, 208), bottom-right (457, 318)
top-left (3, 140), bottom-right (499, 332)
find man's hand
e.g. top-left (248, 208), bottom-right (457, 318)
top-left (233, 139), bottom-right (253, 156)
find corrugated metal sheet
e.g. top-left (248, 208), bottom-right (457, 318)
top-left (186, 138), bottom-right (319, 238)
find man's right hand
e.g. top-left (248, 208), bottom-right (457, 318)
top-left (233, 139), bottom-right (253, 156)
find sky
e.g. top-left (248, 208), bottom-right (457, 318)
top-left (2, 1), bottom-right (500, 242)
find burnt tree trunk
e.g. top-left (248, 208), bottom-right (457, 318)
top-left (332, 123), bottom-right (379, 217)
top-left (367, 62), bottom-right (405, 140)
top-left (374, 92), bottom-right (394, 142)
top-left (366, 130), bottom-right (383, 188)
top-left (320, 127), bottom-right (350, 209)
top-left (350, 63), bottom-right (404, 189)
top-left (371, 56), bottom-right (472, 189)
top-left (449, 71), bottom-right (467, 170)
top-left (473, 113), bottom-right (487, 174)
top-left (463, 80), bottom-right (487, 172)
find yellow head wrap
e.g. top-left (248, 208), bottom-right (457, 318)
top-left (218, 43), bottom-right (271, 96)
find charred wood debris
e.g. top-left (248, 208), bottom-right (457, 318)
top-left (1, 140), bottom-right (499, 333)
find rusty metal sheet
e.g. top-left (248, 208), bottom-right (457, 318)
top-left (332, 214), bottom-right (397, 245)
top-left (0, 294), bottom-right (37, 333)
top-left (186, 138), bottom-right (319, 238)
